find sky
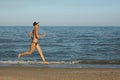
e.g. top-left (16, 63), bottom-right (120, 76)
top-left (0, 0), bottom-right (120, 26)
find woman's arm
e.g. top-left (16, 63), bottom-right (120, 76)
top-left (39, 33), bottom-right (47, 38)
top-left (34, 28), bottom-right (47, 39)
top-left (28, 31), bottom-right (33, 37)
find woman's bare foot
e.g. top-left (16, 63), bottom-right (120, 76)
top-left (43, 61), bottom-right (48, 64)
top-left (18, 53), bottom-right (22, 59)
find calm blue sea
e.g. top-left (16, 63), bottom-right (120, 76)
top-left (0, 26), bottom-right (120, 68)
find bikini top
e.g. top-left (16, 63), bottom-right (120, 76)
top-left (32, 29), bottom-right (38, 39)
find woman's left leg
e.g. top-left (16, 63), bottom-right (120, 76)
top-left (36, 43), bottom-right (47, 64)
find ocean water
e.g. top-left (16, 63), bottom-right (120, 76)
top-left (0, 26), bottom-right (120, 68)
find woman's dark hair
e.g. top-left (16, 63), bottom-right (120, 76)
top-left (33, 22), bottom-right (39, 26)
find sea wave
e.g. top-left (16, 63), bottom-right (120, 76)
top-left (0, 60), bottom-right (120, 64)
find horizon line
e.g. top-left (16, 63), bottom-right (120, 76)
top-left (0, 25), bottom-right (120, 27)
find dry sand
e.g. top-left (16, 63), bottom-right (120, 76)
top-left (0, 66), bottom-right (120, 80)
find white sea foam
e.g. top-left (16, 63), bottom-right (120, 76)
top-left (0, 60), bottom-right (120, 65)
top-left (0, 60), bottom-right (80, 64)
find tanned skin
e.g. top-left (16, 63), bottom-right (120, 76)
top-left (18, 23), bottom-right (48, 64)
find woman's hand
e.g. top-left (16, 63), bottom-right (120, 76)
top-left (38, 33), bottom-right (47, 39)
top-left (43, 33), bottom-right (47, 37)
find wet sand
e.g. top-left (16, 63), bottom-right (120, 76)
top-left (0, 66), bottom-right (120, 80)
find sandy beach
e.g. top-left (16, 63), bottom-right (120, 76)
top-left (0, 66), bottom-right (120, 80)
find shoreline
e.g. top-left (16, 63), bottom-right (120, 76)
top-left (0, 66), bottom-right (120, 80)
top-left (0, 63), bottom-right (120, 68)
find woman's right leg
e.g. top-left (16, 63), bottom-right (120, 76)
top-left (18, 43), bottom-right (35, 58)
